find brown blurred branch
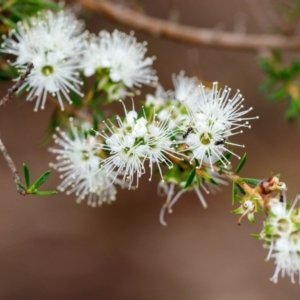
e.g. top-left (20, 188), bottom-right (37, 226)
top-left (0, 63), bottom-right (34, 106)
top-left (72, 0), bottom-right (300, 52)
top-left (0, 137), bottom-right (26, 196)
top-left (0, 63), bottom-right (34, 196)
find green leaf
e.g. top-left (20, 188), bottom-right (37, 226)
top-left (23, 163), bottom-right (30, 188)
top-left (195, 172), bottom-right (201, 186)
top-left (232, 182), bottom-right (237, 204)
top-left (32, 170), bottom-right (51, 189)
top-left (251, 233), bottom-right (262, 240)
top-left (290, 60), bottom-right (300, 76)
top-left (285, 98), bottom-right (300, 120)
top-left (269, 87), bottom-right (288, 102)
top-left (184, 168), bottom-right (196, 189)
top-left (259, 78), bottom-right (276, 92)
top-left (0, 14), bottom-right (17, 29)
top-left (231, 182), bottom-right (246, 204)
top-left (242, 178), bottom-right (261, 186)
top-left (248, 212), bottom-right (255, 223)
top-left (235, 182), bottom-right (246, 196)
top-left (35, 1), bottom-right (63, 10)
top-left (234, 153), bottom-right (247, 174)
top-left (231, 206), bottom-right (243, 214)
top-left (31, 190), bottom-right (57, 196)
top-left (258, 57), bottom-right (278, 78)
top-left (92, 113), bottom-right (99, 132)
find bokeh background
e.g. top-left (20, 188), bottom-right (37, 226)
top-left (1, 0), bottom-right (300, 299)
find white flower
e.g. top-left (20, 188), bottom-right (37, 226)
top-left (262, 195), bottom-right (300, 283)
top-left (172, 71), bottom-right (199, 108)
top-left (49, 119), bottom-right (121, 206)
top-left (145, 85), bottom-right (171, 107)
top-left (144, 116), bottom-right (181, 180)
top-left (268, 203), bottom-right (296, 238)
top-left (1, 10), bottom-right (87, 111)
top-left (265, 196), bottom-right (300, 238)
top-left (94, 101), bottom-right (181, 189)
top-left (269, 236), bottom-right (300, 284)
top-left (181, 82), bottom-right (258, 169)
top-left (76, 167), bottom-right (123, 207)
top-left (184, 122), bottom-right (231, 168)
top-left (99, 132), bottom-right (147, 189)
top-left (83, 30), bottom-right (158, 88)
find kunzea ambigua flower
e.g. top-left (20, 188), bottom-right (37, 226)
top-left (94, 100), bottom-right (183, 189)
top-left (259, 195), bottom-right (300, 283)
top-left (145, 72), bottom-right (199, 129)
top-left (172, 71), bottom-right (199, 109)
top-left (49, 118), bottom-right (124, 206)
top-left (1, 10), bottom-right (87, 111)
top-left (180, 82), bottom-right (259, 170)
top-left (82, 30), bottom-right (158, 99)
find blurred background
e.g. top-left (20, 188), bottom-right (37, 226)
top-left (1, 0), bottom-right (300, 299)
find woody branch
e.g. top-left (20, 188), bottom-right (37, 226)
top-left (70, 0), bottom-right (300, 52)
top-left (0, 63), bottom-right (34, 196)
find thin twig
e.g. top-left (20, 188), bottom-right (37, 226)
top-left (0, 63), bottom-right (34, 196)
top-left (0, 136), bottom-right (26, 196)
top-left (0, 63), bottom-right (34, 107)
top-left (71, 0), bottom-right (300, 52)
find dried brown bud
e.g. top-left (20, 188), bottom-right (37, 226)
top-left (256, 176), bottom-right (286, 195)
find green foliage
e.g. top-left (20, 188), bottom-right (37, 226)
top-left (232, 182), bottom-right (237, 204)
top-left (259, 50), bottom-right (300, 120)
top-left (0, 61), bottom-right (18, 80)
top-left (17, 163), bottom-right (57, 196)
top-left (234, 153), bottom-right (247, 175)
top-left (184, 168), bottom-right (196, 189)
top-left (0, 0), bottom-right (62, 32)
top-left (242, 178), bottom-right (261, 185)
top-left (231, 181), bottom-right (245, 204)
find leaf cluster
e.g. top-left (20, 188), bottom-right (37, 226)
top-left (17, 163), bottom-right (57, 196)
top-left (0, 0), bottom-right (61, 32)
top-left (259, 50), bottom-right (300, 120)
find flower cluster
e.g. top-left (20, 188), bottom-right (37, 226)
top-left (145, 74), bottom-right (257, 223)
top-left (145, 72), bottom-right (197, 128)
top-left (1, 10), bottom-right (87, 111)
top-left (83, 30), bottom-right (158, 91)
top-left (1, 11), bottom-right (157, 109)
top-left (94, 101), bottom-right (181, 189)
top-left (260, 195), bottom-right (300, 283)
top-left (2, 3), bottom-right (300, 287)
top-left (49, 118), bottom-right (124, 207)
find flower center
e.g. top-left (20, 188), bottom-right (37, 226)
top-left (123, 147), bottom-right (130, 154)
top-left (200, 132), bottom-right (212, 145)
top-left (276, 218), bottom-right (291, 233)
top-left (41, 65), bottom-right (54, 76)
top-left (81, 150), bottom-right (90, 161)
